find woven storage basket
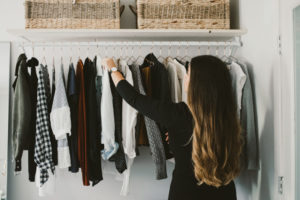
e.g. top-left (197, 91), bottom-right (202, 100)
top-left (25, 0), bottom-right (121, 29)
top-left (136, 0), bottom-right (230, 29)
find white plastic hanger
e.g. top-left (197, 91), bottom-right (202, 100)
top-left (135, 42), bottom-right (144, 64)
top-left (60, 46), bottom-right (63, 65)
top-left (70, 45), bottom-right (73, 64)
top-left (157, 45), bottom-right (164, 63)
top-left (177, 42), bottom-right (191, 62)
top-left (42, 46), bottom-right (47, 66)
top-left (127, 45), bottom-right (136, 66)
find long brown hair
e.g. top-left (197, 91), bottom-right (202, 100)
top-left (187, 55), bottom-right (243, 187)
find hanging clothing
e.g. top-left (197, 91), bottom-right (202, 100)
top-left (67, 63), bottom-right (80, 173)
top-left (50, 64), bottom-right (71, 169)
top-left (185, 61), bottom-right (189, 71)
top-left (116, 80), bottom-right (237, 200)
top-left (35, 167), bottom-right (55, 196)
top-left (137, 119), bottom-right (148, 145)
top-left (229, 62), bottom-right (247, 116)
top-left (165, 57), bottom-right (181, 103)
top-left (41, 65), bottom-right (58, 166)
top-left (139, 67), bottom-right (151, 146)
top-left (237, 61), bottom-right (259, 170)
top-left (109, 66), bottom-right (127, 174)
top-left (12, 53), bottom-right (32, 174)
top-left (130, 63), bottom-right (167, 180)
top-left (119, 60), bottom-right (138, 196)
top-left (172, 59), bottom-right (187, 103)
top-left (95, 58), bottom-right (104, 152)
top-left (101, 68), bottom-right (119, 160)
top-left (141, 53), bottom-right (173, 159)
top-left (120, 60), bottom-right (138, 161)
top-left (84, 57), bottom-right (103, 186)
top-left (27, 58), bottom-right (39, 182)
top-left (129, 65), bottom-right (142, 156)
top-left (34, 66), bottom-right (55, 187)
top-left (50, 65), bottom-right (71, 140)
top-left (76, 59), bottom-right (89, 186)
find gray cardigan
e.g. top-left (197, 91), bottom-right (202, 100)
top-left (129, 63), bottom-right (167, 180)
top-left (238, 61), bottom-right (259, 170)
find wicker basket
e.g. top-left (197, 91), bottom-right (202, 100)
top-left (133, 0), bottom-right (230, 29)
top-left (25, 0), bottom-right (121, 29)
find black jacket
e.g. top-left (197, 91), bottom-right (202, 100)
top-left (27, 57), bottom-right (39, 182)
top-left (67, 63), bottom-right (80, 173)
top-left (12, 54), bottom-right (32, 173)
top-left (84, 57), bottom-right (103, 185)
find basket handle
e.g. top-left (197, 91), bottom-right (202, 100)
top-left (120, 5), bottom-right (125, 16)
top-left (129, 4), bottom-right (137, 16)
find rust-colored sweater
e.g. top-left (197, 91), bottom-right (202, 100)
top-left (76, 59), bottom-right (89, 186)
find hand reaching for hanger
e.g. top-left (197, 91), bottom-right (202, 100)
top-left (103, 58), bottom-right (125, 87)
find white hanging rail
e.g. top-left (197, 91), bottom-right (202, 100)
top-left (7, 29), bottom-right (247, 42)
top-left (18, 41), bottom-right (243, 48)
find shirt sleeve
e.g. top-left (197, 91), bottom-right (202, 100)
top-left (116, 79), bottom-right (181, 129)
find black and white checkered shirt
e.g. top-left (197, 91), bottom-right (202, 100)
top-left (34, 67), bottom-right (55, 186)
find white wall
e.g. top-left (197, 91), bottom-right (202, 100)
top-left (0, 0), bottom-right (283, 200)
top-left (278, 1), bottom-right (300, 200)
top-left (234, 0), bottom-right (281, 200)
top-left (0, 42), bottom-right (11, 200)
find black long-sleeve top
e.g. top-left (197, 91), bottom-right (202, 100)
top-left (116, 80), bottom-right (237, 200)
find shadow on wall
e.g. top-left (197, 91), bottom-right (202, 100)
top-left (230, 0), bottom-right (240, 29)
top-left (235, 60), bottom-right (276, 200)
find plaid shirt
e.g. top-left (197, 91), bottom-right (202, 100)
top-left (34, 67), bottom-right (55, 186)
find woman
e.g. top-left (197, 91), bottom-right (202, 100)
top-left (105, 55), bottom-right (243, 200)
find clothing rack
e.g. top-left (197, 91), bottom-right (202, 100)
top-left (18, 40), bottom-right (242, 48)
top-left (17, 40), bottom-right (242, 59)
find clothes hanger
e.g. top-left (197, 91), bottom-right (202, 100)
top-left (127, 45), bottom-right (136, 66)
top-left (85, 44), bottom-right (90, 61)
top-left (167, 42), bottom-right (172, 59)
top-left (119, 44), bottom-right (127, 61)
top-left (96, 43), bottom-right (104, 75)
top-left (173, 44), bottom-right (185, 65)
top-left (111, 44), bottom-right (117, 61)
top-left (207, 45), bottom-right (211, 55)
top-left (221, 41), bottom-right (230, 61)
top-left (102, 45), bottom-right (110, 72)
top-left (41, 46), bottom-right (47, 66)
top-left (60, 46), bottom-right (64, 66)
top-left (52, 53), bottom-right (55, 70)
top-left (19, 42), bottom-right (26, 55)
top-left (157, 46), bottom-right (164, 63)
top-left (177, 42), bottom-right (191, 63)
top-left (221, 41), bottom-right (238, 64)
top-left (118, 45), bottom-right (127, 75)
top-left (69, 45), bottom-right (73, 64)
top-left (135, 42), bottom-right (144, 65)
top-left (78, 43), bottom-right (81, 61)
top-left (27, 43), bottom-right (39, 68)
top-left (215, 44), bottom-right (220, 57)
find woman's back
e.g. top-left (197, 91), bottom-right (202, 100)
top-left (166, 102), bottom-right (237, 200)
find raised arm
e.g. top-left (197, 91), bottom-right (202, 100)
top-left (104, 58), bottom-right (179, 129)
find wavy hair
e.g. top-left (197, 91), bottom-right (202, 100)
top-left (187, 55), bottom-right (243, 187)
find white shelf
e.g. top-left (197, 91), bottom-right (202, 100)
top-left (7, 29), bottom-right (247, 42)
